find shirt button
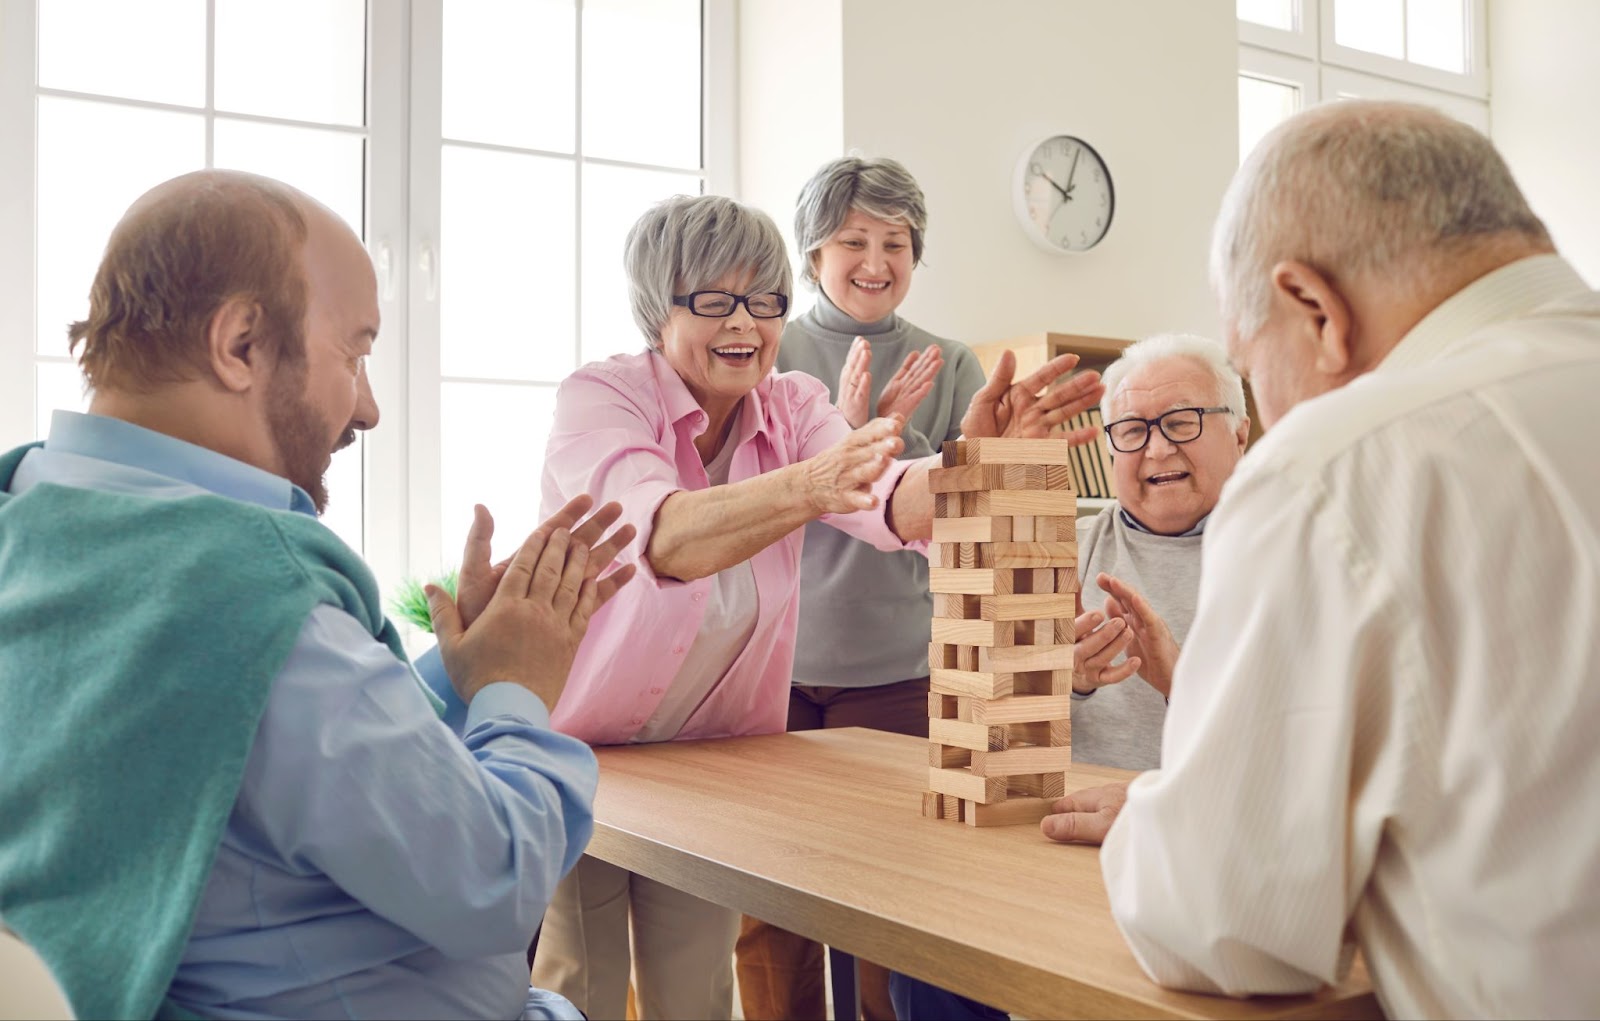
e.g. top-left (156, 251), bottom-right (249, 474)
top-left (692, 592), bottom-right (705, 603)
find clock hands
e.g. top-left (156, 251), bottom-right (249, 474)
top-left (1064, 146), bottom-right (1082, 195)
top-left (1038, 168), bottom-right (1074, 203)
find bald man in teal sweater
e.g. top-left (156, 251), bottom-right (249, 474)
top-left (0, 170), bottom-right (635, 1020)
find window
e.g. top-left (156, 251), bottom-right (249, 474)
top-left (1237, 0), bottom-right (1488, 164)
top-left (0, 0), bottom-right (733, 608)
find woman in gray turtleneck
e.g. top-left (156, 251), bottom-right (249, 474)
top-left (735, 155), bottom-right (986, 1021)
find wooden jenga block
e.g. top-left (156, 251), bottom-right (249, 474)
top-left (1013, 670), bottom-right (1074, 696)
top-left (931, 617), bottom-right (1015, 648)
top-left (941, 439), bottom-right (960, 466)
top-left (971, 745), bottom-right (1073, 777)
top-left (980, 593), bottom-right (1076, 621)
top-left (1045, 465), bottom-right (1074, 492)
top-left (941, 796), bottom-right (965, 821)
top-left (927, 766), bottom-right (1007, 804)
top-left (967, 694), bottom-right (1071, 725)
top-left (979, 644), bottom-right (1074, 674)
top-left (933, 593), bottom-right (981, 620)
top-left (922, 791), bottom-right (945, 818)
top-left (930, 744), bottom-right (972, 768)
top-left (1035, 515), bottom-right (1075, 541)
top-left (928, 463), bottom-right (1048, 494)
top-left (965, 796), bottom-right (1056, 828)
top-left (933, 492), bottom-right (955, 518)
top-left (977, 542), bottom-right (1077, 568)
top-left (1011, 515), bottom-right (1035, 541)
top-left (927, 642), bottom-right (957, 671)
top-left (1006, 719), bottom-right (1069, 747)
top-left (960, 438), bottom-right (1075, 466)
top-left (929, 669), bottom-right (1013, 699)
top-left (928, 717), bottom-right (1008, 752)
top-left (973, 490), bottom-right (1075, 517)
top-left (929, 692), bottom-right (959, 719)
top-left (1007, 772), bottom-right (1068, 799)
top-left (930, 568), bottom-right (1013, 596)
top-left (1057, 567), bottom-right (1079, 594)
top-left (931, 516), bottom-right (1012, 543)
top-left (955, 645), bottom-right (979, 671)
top-left (1054, 616), bottom-right (1075, 643)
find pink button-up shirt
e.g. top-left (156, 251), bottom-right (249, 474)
top-left (541, 350), bottom-right (921, 745)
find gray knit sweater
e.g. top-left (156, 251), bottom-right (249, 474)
top-left (777, 293), bottom-right (986, 687)
top-left (1071, 507), bottom-right (1204, 770)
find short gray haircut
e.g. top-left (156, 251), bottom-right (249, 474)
top-left (794, 155), bottom-right (928, 285)
top-left (1211, 100), bottom-right (1552, 340)
top-left (624, 194), bottom-right (793, 348)
top-left (1101, 333), bottom-right (1246, 426)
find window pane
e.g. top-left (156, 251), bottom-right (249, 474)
top-left (35, 362), bottom-right (90, 440)
top-left (580, 164), bottom-right (702, 366)
top-left (215, 0), bottom-right (366, 125)
top-left (1407, 0), bottom-right (1466, 72)
top-left (214, 119), bottom-right (367, 234)
top-left (39, 0), bottom-right (205, 106)
top-left (443, 0), bottom-right (576, 152)
top-left (582, 0), bottom-right (700, 168)
top-left (36, 97), bottom-right (205, 356)
top-left (439, 382), bottom-right (559, 565)
top-left (439, 146), bottom-right (576, 381)
top-left (1237, 0), bottom-right (1295, 31)
top-left (1334, 0), bottom-right (1404, 59)
top-left (319, 439), bottom-right (364, 553)
top-left (1238, 75), bottom-right (1300, 164)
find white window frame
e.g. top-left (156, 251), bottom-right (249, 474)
top-left (0, 0), bottom-right (738, 601)
top-left (1318, 0), bottom-right (1488, 100)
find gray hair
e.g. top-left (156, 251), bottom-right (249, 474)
top-left (624, 194), bottom-right (793, 348)
top-left (1211, 100), bottom-right (1552, 340)
top-left (794, 155), bottom-right (928, 286)
top-left (1101, 333), bottom-right (1246, 425)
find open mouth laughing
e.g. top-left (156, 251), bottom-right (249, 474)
top-left (712, 344), bottom-right (758, 364)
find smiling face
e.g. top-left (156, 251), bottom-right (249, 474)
top-left (812, 209), bottom-right (915, 323)
top-left (658, 270), bottom-right (784, 421)
top-left (1107, 356), bottom-right (1248, 535)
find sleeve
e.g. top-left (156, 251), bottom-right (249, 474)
top-left (785, 371), bottom-right (925, 553)
top-left (411, 642), bottom-right (467, 735)
top-left (542, 367), bottom-right (686, 590)
top-left (1098, 461), bottom-right (1412, 996)
top-left (232, 605), bottom-right (599, 959)
top-left (941, 342), bottom-right (988, 446)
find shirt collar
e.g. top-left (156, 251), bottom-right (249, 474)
top-left (648, 349), bottom-right (774, 446)
top-left (1378, 254), bottom-right (1591, 375)
top-left (44, 410), bottom-right (317, 516)
top-left (1119, 506), bottom-right (1209, 537)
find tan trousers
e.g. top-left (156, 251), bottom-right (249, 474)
top-left (736, 679), bottom-right (930, 1021)
top-left (531, 854), bottom-right (740, 1021)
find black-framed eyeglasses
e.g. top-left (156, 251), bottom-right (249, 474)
top-left (1104, 406), bottom-right (1232, 453)
top-left (672, 290), bottom-right (789, 319)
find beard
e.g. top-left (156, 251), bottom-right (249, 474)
top-left (265, 360), bottom-right (343, 514)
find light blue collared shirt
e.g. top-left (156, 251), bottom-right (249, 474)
top-left (8, 412), bottom-right (595, 1021)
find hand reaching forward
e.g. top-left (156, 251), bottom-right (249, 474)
top-left (797, 415), bottom-right (906, 515)
top-left (427, 499), bottom-right (637, 708)
top-left (1040, 782), bottom-right (1130, 845)
top-left (960, 349), bottom-right (1105, 443)
top-left (454, 497), bottom-right (636, 629)
top-left (1098, 572), bottom-right (1180, 698)
top-left (1071, 591), bottom-right (1142, 695)
top-left (876, 343), bottom-right (944, 421)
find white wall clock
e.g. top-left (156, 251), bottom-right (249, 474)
top-left (1013, 134), bottom-right (1115, 254)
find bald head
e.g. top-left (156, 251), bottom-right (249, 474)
top-left (1211, 100), bottom-right (1554, 342)
top-left (70, 169), bottom-right (320, 392)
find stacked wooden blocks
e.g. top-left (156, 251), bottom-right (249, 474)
top-left (921, 437), bottom-right (1077, 827)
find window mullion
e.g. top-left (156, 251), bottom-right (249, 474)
top-left (0, 0), bottom-right (40, 448)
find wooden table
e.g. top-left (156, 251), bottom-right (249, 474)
top-left (589, 728), bottom-right (1379, 1020)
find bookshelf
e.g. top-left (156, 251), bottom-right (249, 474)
top-left (969, 333), bottom-right (1131, 515)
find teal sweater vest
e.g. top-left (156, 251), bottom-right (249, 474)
top-left (0, 443), bottom-right (437, 1020)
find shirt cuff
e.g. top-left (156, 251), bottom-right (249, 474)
top-left (465, 681), bottom-right (552, 730)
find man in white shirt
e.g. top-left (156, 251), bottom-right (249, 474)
top-left (1042, 100), bottom-right (1600, 1018)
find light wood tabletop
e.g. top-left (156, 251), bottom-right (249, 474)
top-left (589, 727), bottom-right (1380, 1021)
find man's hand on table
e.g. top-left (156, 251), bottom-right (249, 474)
top-left (1040, 782), bottom-right (1131, 845)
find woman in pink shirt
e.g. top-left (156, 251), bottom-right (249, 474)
top-left (529, 194), bottom-right (1102, 1021)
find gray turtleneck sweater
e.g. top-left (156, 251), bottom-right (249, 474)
top-left (777, 292), bottom-right (986, 688)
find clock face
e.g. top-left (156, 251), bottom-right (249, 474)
top-left (1015, 135), bottom-right (1114, 253)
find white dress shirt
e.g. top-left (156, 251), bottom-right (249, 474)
top-left (1101, 255), bottom-right (1600, 1019)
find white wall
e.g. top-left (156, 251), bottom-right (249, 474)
top-left (738, 0), bottom-right (1239, 346)
top-left (1489, 0), bottom-right (1600, 287)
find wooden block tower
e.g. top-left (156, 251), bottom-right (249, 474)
top-left (921, 437), bottom-right (1077, 827)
